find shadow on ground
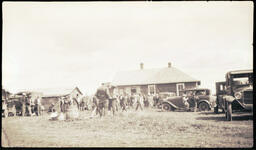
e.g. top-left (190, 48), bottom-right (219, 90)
top-left (196, 112), bottom-right (253, 122)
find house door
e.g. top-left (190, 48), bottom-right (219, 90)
top-left (176, 83), bottom-right (185, 96)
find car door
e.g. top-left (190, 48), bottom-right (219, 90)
top-left (167, 96), bottom-right (186, 108)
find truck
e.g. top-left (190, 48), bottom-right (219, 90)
top-left (215, 69), bottom-right (253, 121)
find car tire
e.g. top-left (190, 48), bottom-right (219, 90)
top-left (162, 103), bottom-right (171, 111)
top-left (226, 102), bottom-right (232, 121)
top-left (198, 102), bottom-right (210, 111)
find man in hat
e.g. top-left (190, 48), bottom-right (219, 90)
top-left (107, 85), bottom-right (119, 116)
top-left (21, 93), bottom-right (27, 116)
top-left (135, 93), bottom-right (144, 111)
top-left (35, 96), bottom-right (42, 116)
top-left (94, 85), bottom-right (110, 117)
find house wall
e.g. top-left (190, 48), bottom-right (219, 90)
top-left (156, 83), bottom-right (176, 93)
top-left (184, 82), bottom-right (198, 89)
top-left (116, 82), bottom-right (198, 96)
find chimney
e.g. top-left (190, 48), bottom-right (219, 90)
top-left (168, 62), bottom-right (172, 68)
top-left (140, 63), bottom-right (144, 70)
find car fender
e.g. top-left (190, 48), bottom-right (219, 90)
top-left (162, 101), bottom-right (178, 109)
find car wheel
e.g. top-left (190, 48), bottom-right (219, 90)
top-left (162, 103), bottom-right (171, 111)
top-left (226, 102), bottom-right (232, 121)
top-left (198, 102), bottom-right (209, 111)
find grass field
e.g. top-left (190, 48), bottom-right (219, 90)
top-left (1, 108), bottom-right (253, 148)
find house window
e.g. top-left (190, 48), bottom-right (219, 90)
top-left (220, 85), bottom-right (223, 91)
top-left (131, 88), bottom-right (136, 94)
top-left (148, 85), bottom-right (156, 95)
top-left (176, 83), bottom-right (185, 96)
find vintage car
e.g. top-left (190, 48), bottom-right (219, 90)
top-left (216, 69), bottom-right (253, 121)
top-left (161, 88), bottom-right (216, 112)
top-left (2, 89), bottom-right (15, 117)
top-left (3, 91), bottom-right (43, 117)
top-left (4, 97), bottom-right (23, 117)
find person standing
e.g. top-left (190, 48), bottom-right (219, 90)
top-left (34, 97), bottom-right (41, 116)
top-left (3, 99), bottom-right (8, 118)
top-left (153, 94), bottom-right (160, 108)
top-left (135, 93), bottom-right (144, 111)
top-left (143, 94), bottom-right (149, 108)
top-left (120, 94), bottom-right (127, 112)
top-left (27, 96), bottom-right (33, 116)
top-left (148, 94), bottom-right (154, 108)
top-left (21, 94), bottom-right (27, 116)
top-left (94, 85), bottom-right (110, 117)
top-left (193, 91), bottom-right (199, 112)
top-left (182, 93), bottom-right (190, 111)
top-left (59, 97), bottom-right (64, 113)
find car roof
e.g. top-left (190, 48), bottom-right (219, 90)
top-left (227, 69), bottom-right (253, 75)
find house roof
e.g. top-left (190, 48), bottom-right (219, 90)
top-left (112, 67), bottom-right (200, 86)
top-left (20, 87), bottom-right (83, 97)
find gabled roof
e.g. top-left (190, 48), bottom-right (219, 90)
top-left (22, 87), bottom-right (83, 97)
top-left (112, 67), bottom-right (200, 86)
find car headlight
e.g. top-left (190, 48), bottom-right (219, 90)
top-left (234, 92), bottom-right (242, 99)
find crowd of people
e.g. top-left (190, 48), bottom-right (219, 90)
top-left (3, 85), bottom-right (198, 119)
top-left (85, 85), bottom-right (163, 118)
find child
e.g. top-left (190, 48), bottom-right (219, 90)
top-left (182, 93), bottom-right (190, 111)
top-left (50, 109), bottom-right (58, 120)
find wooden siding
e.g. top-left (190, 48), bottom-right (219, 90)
top-left (185, 82), bottom-right (198, 89)
top-left (156, 83), bottom-right (176, 93)
top-left (116, 82), bottom-right (198, 96)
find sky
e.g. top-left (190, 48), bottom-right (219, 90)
top-left (2, 1), bottom-right (253, 95)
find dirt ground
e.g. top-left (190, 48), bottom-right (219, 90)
top-left (1, 108), bottom-right (253, 148)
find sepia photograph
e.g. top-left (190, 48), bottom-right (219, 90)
top-left (2, 1), bottom-right (253, 148)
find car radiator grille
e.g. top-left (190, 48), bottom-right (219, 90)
top-left (243, 91), bottom-right (253, 104)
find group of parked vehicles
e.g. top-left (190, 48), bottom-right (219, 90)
top-left (158, 69), bottom-right (253, 121)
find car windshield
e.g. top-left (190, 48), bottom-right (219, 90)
top-left (232, 76), bottom-right (252, 86)
top-left (195, 90), bottom-right (207, 95)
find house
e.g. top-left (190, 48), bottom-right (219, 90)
top-left (112, 62), bottom-right (200, 96)
top-left (32, 87), bottom-right (83, 111)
